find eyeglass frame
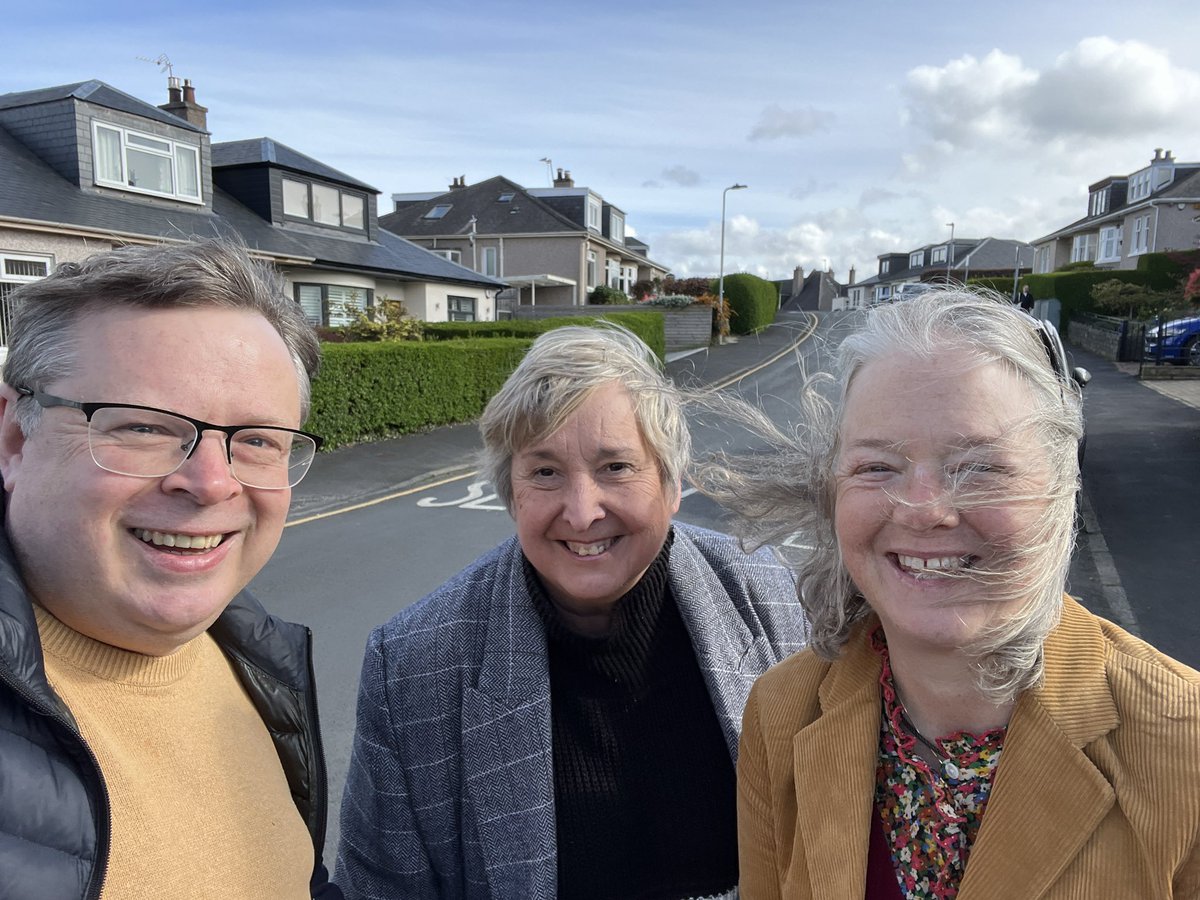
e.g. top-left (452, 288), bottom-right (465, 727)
top-left (13, 386), bottom-right (323, 490)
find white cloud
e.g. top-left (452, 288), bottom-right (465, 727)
top-left (748, 103), bottom-right (836, 141)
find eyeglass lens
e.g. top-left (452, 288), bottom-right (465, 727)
top-left (86, 407), bottom-right (316, 489)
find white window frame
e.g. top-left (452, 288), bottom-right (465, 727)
top-left (880, 259), bottom-right (890, 274)
top-left (481, 247), bottom-right (499, 277)
top-left (586, 250), bottom-right (598, 288)
top-left (425, 204), bottom-right (453, 220)
top-left (294, 283), bottom-right (373, 327)
top-left (931, 246), bottom-right (947, 264)
top-left (874, 285), bottom-right (891, 303)
top-left (92, 122), bottom-right (202, 204)
top-left (1034, 245), bottom-right (1053, 274)
top-left (1090, 189), bottom-right (1110, 217)
top-left (1071, 233), bottom-right (1097, 263)
top-left (609, 212), bottom-right (625, 244)
top-left (1131, 215), bottom-right (1151, 255)
top-left (1097, 226), bottom-right (1121, 263)
top-left (909, 251), bottom-right (924, 268)
top-left (587, 198), bottom-right (602, 231)
top-left (605, 258), bottom-right (621, 289)
top-left (1129, 170), bottom-right (1152, 203)
top-left (430, 249), bottom-right (462, 264)
top-left (620, 264), bottom-right (636, 294)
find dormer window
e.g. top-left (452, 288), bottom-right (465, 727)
top-left (425, 204), bottom-right (453, 220)
top-left (92, 122), bottom-right (201, 203)
top-left (909, 251), bottom-right (924, 268)
top-left (1089, 188), bottom-right (1110, 217)
top-left (609, 212), bottom-right (625, 244)
top-left (931, 246), bottom-right (948, 264)
top-left (587, 198), bottom-right (602, 231)
top-left (282, 177), bottom-right (365, 231)
top-left (880, 259), bottom-right (890, 274)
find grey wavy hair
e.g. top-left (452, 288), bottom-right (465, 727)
top-left (3, 238), bottom-right (321, 433)
top-left (479, 322), bottom-right (690, 513)
top-left (692, 288), bottom-right (1084, 701)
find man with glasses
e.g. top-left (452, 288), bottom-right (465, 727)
top-left (0, 239), bottom-right (340, 899)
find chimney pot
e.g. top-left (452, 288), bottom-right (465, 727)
top-left (158, 76), bottom-right (208, 130)
top-left (1154, 148), bottom-right (1163, 161)
top-left (182, 78), bottom-right (196, 104)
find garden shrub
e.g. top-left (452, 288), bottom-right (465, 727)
top-left (423, 312), bottom-right (664, 360)
top-left (588, 285), bottom-right (629, 305)
top-left (719, 273), bottom-right (778, 334)
top-left (645, 294), bottom-right (694, 308)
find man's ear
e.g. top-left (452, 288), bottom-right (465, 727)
top-left (0, 385), bottom-right (29, 492)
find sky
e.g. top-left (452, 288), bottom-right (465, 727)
top-left (5, 0), bottom-right (1200, 282)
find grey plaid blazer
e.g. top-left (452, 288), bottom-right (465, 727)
top-left (335, 523), bottom-right (808, 900)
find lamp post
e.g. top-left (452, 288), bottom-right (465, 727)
top-left (945, 221), bottom-right (955, 283)
top-left (718, 183), bottom-right (747, 343)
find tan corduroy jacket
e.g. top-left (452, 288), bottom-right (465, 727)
top-left (737, 596), bottom-right (1200, 899)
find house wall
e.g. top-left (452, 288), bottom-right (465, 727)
top-left (401, 280), bottom-right (493, 322)
top-left (0, 228), bottom-right (115, 265)
top-left (1152, 204), bottom-right (1200, 255)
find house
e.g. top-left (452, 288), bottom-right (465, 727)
top-left (854, 238), bottom-right (1033, 304)
top-left (380, 169), bottom-right (670, 312)
top-left (0, 78), bottom-right (504, 349)
top-left (1032, 149), bottom-right (1200, 273)
top-left (778, 265), bottom-right (842, 311)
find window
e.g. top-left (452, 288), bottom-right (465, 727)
top-left (481, 247), bottom-right (498, 277)
top-left (1131, 215), bottom-right (1151, 255)
top-left (1097, 226), bottom-right (1121, 263)
top-left (1128, 170), bottom-right (1152, 202)
top-left (609, 213), bottom-right (625, 244)
top-left (587, 198), bottom-right (602, 231)
top-left (880, 260), bottom-right (890, 274)
top-left (92, 122), bottom-right (201, 203)
top-left (448, 295), bottom-right (476, 322)
top-left (931, 246), bottom-right (947, 264)
top-left (294, 283), bottom-right (373, 327)
top-left (431, 249), bottom-right (462, 264)
top-left (1089, 189), bottom-right (1110, 217)
top-left (605, 258), bottom-right (620, 289)
top-left (586, 250), bottom-right (597, 288)
top-left (909, 251), bottom-right (924, 268)
top-left (622, 265), bottom-right (637, 293)
top-left (1071, 233), bottom-right (1097, 263)
top-left (282, 177), bottom-right (366, 231)
top-left (874, 285), bottom-right (891, 302)
top-left (425, 204), bottom-right (452, 219)
top-left (1034, 245), bottom-right (1053, 274)
top-left (497, 193), bottom-right (515, 203)
top-left (1, 252), bottom-right (52, 345)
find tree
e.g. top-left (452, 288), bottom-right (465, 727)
top-left (1089, 279), bottom-right (1180, 321)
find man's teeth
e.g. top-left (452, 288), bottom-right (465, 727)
top-left (897, 554), bottom-right (967, 574)
top-left (134, 529), bottom-right (224, 550)
top-left (566, 539), bottom-right (613, 557)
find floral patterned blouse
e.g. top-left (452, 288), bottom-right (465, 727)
top-left (871, 629), bottom-right (1007, 899)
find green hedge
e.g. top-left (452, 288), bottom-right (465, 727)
top-left (720, 273), bottom-right (778, 334)
top-left (306, 338), bottom-right (530, 448)
top-left (423, 311), bottom-right (665, 360)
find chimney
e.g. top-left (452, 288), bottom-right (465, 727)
top-left (158, 77), bottom-right (208, 130)
top-left (450, 176), bottom-right (466, 190)
top-left (553, 168), bottom-right (574, 188)
top-left (1153, 148), bottom-right (1163, 162)
top-left (848, 266), bottom-right (856, 285)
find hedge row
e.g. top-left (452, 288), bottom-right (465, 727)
top-left (422, 311), bottom-right (666, 360)
top-left (967, 252), bottom-right (1200, 324)
top-left (720, 273), bottom-right (778, 334)
top-left (305, 312), bottom-right (668, 448)
top-left (306, 338), bottom-right (531, 449)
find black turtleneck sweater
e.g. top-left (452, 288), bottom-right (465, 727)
top-left (526, 533), bottom-right (739, 900)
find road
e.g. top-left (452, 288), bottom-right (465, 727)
top-left (248, 311), bottom-right (1199, 857)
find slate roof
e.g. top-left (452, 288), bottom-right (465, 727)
top-left (213, 138), bottom-right (376, 192)
top-left (381, 175), bottom-right (585, 238)
top-left (0, 87), bottom-right (501, 289)
top-left (0, 80), bottom-right (206, 134)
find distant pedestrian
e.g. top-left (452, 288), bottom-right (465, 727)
top-left (1018, 283), bottom-right (1035, 312)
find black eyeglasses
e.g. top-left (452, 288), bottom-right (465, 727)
top-left (16, 387), bottom-right (323, 490)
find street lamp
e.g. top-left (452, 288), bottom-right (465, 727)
top-left (719, 183), bottom-right (747, 343)
top-left (945, 221), bottom-right (955, 283)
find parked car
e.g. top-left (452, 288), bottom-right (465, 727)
top-left (1143, 315), bottom-right (1200, 366)
top-left (892, 282), bottom-right (936, 302)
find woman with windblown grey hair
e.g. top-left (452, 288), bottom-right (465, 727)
top-left (697, 289), bottom-right (1200, 899)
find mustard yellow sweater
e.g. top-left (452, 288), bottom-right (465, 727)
top-left (35, 606), bottom-right (313, 899)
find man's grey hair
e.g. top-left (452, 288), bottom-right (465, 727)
top-left (3, 238), bottom-right (321, 433)
top-left (479, 322), bottom-right (690, 513)
top-left (692, 288), bottom-right (1084, 701)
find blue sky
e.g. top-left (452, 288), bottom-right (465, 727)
top-left (6, 0), bottom-right (1200, 280)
